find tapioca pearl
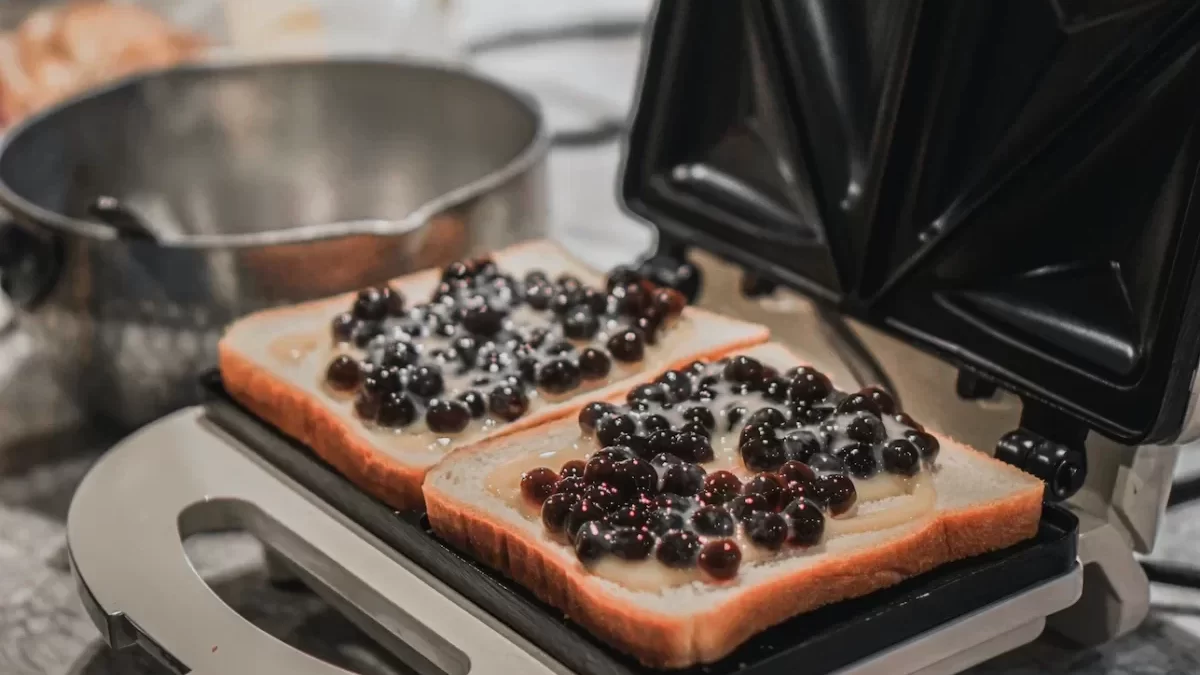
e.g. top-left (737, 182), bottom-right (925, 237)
top-left (882, 439), bottom-right (921, 476)
top-left (626, 383), bottom-right (669, 407)
top-left (524, 269), bottom-right (550, 285)
top-left (640, 414), bottom-right (672, 435)
top-left (698, 539), bottom-right (741, 580)
top-left (488, 384), bottom-right (529, 421)
top-left (578, 348), bottom-right (612, 381)
top-left (596, 414), bottom-right (636, 446)
top-left (746, 512), bottom-right (789, 550)
top-left (331, 312), bottom-right (357, 343)
top-left (729, 493), bottom-right (772, 521)
top-left (559, 460), bottom-right (586, 479)
top-left (566, 499), bottom-right (610, 542)
top-left (377, 392), bottom-right (418, 428)
top-left (723, 403), bottom-right (749, 431)
top-left (645, 429), bottom-right (678, 459)
top-left (672, 431), bottom-right (714, 463)
top-left (605, 500), bottom-right (653, 530)
top-left (352, 321), bottom-right (383, 348)
top-left (537, 359), bottom-right (581, 395)
top-left (580, 484), bottom-right (621, 511)
top-left (554, 476), bottom-right (587, 497)
top-left (578, 401), bottom-right (616, 435)
top-left (836, 392), bottom-right (882, 417)
top-left (778, 460), bottom-right (817, 486)
top-left (325, 355), bottom-right (363, 392)
top-left (610, 458), bottom-right (658, 496)
top-left (787, 366), bottom-right (832, 402)
top-left (611, 282), bottom-right (649, 316)
top-left (521, 467), bottom-right (560, 504)
top-left (526, 282), bottom-right (555, 310)
top-left (574, 521), bottom-right (612, 564)
top-left (582, 454), bottom-right (620, 485)
top-left (606, 327), bottom-right (646, 362)
top-left (612, 432), bottom-right (653, 460)
top-left (807, 452), bottom-right (847, 474)
top-left (905, 429), bottom-right (940, 461)
top-left (845, 411), bottom-right (886, 443)
top-left (651, 287), bottom-right (687, 318)
top-left (761, 376), bottom-right (789, 403)
top-left (655, 370), bottom-right (693, 402)
top-left (661, 462), bottom-right (706, 497)
top-left (817, 419), bottom-right (840, 448)
top-left (739, 422), bottom-right (777, 448)
top-left (782, 429), bottom-right (822, 463)
top-left (682, 406), bottom-right (716, 431)
top-left (650, 452), bottom-right (682, 469)
top-left (562, 306), bottom-right (600, 340)
top-left (702, 471), bottom-right (742, 504)
top-left (541, 492), bottom-right (578, 534)
top-left (855, 386), bottom-right (896, 415)
top-left (740, 434), bottom-right (786, 472)
top-left (608, 527), bottom-right (654, 561)
top-left (425, 399), bottom-right (472, 434)
top-left (635, 309), bottom-right (664, 345)
top-left (838, 443), bottom-right (879, 478)
top-left (783, 499), bottom-right (826, 546)
top-left (691, 505), bottom-right (735, 536)
top-left (723, 355), bottom-right (764, 385)
top-left (352, 287), bottom-right (389, 321)
top-left (813, 474), bottom-right (857, 515)
top-left (744, 406), bottom-right (787, 429)
top-left (656, 530), bottom-right (702, 568)
top-left (788, 401), bottom-right (836, 426)
top-left (647, 508), bottom-right (686, 537)
top-left (545, 341), bottom-right (576, 356)
top-left (742, 472), bottom-right (786, 510)
top-left (441, 260), bottom-right (473, 281)
top-left (677, 421), bottom-right (711, 439)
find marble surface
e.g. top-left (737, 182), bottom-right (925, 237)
top-left (3, 2), bottom-right (1200, 674)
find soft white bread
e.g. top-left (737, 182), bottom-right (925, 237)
top-left (219, 239), bottom-right (769, 510)
top-left (424, 342), bottom-right (1045, 669)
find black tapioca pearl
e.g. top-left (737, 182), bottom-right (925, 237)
top-left (686, 360), bottom-right (708, 374)
top-left (488, 384), bottom-right (529, 421)
top-left (425, 398), bottom-right (472, 433)
top-left (596, 414), bottom-right (636, 446)
top-left (367, 366), bottom-right (406, 394)
top-left (518, 356), bottom-right (538, 383)
top-left (627, 383), bottom-right (668, 406)
top-left (524, 269), bottom-right (550, 285)
top-left (778, 460), bottom-right (817, 486)
top-left (692, 386), bottom-right (718, 402)
top-left (858, 386), bottom-right (896, 415)
top-left (788, 402), bottom-right (834, 426)
top-left (521, 467), bottom-right (559, 504)
top-left (352, 287), bottom-right (388, 321)
top-left (563, 306), bottom-right (600, 340)
top-left (651, 452), bottom-right (682, 469)
top-left (377, 392), bottom-right (417, 428)
top-left (526, 283), bottom-right (555, 310)
top-left (354, 389), bottom-right (381, 419)
top-left (782, 430), bottom-right (822, 463)
top-left (703, 471), bottom-right (743, 504)
top-left (845, 412), bottom-right (886, 443)
top-left (894, 412), bottom-right (924, 431)
top-left (645, 429), bottom-right (677, 458)
top-left (380, 285), bottom-right (406, 316)
top-left (640, 414), bottom-right (672, 434)
top-left (578, 401), bottom-right (616, 435)
top-left (608, 527), bottom-right (654, 561)
top-left (408, 365), bottom-right (444, 398)
top-left (730, 493), bottom-right (772, 521)
top-left (698, 539), bottom-right (741, 580)
top-left (741, 435), bottom-right (786, 472)
top-left (595, 446), bottom-right (632, 462)
top-left (541, 492), bottom-right (579, 534)
top-left (579, 287), bottom-right (608, 314)
top-left (905, 429), bottom-right (940, 461)
top-left (678, 421), bottom-right (711, 439)
top-left (352, 321), bottom-right (383, 348)
top-left (607, 328), bottom-right (646, 363)
top-left (331, 312), bottom-right (357, 343)
top-left (635, 308), bottom-right (664, 345)
top-left (554, 476), bottom-right (587, 496)
top-left (678, 406), bottom-right (714, 432)
top-left (661, 462), bottom-right (706, 496)
top-left (647, 508), bottom-right (685, 536)
top-left (560, 460), bottom-right (587, 479)
top-left (611, 458), bottom-right (658, 495)
top-left (742, 473), bottom-right (786, 510)
top-left (567, 500), bottom-right (613, 540)
top-left (746, 407), bottom-right (787, 430)
top-left (882, 439), bottom-right (921, 476)
top-left (818, 419), bottom-right (841, 448)
top-left (788, 366), bottom-right (832, 402)
top-left (723, 404), bottom-right (749, 431)
top-left (612, 432), bottom-right (653, 460)
top-left (723, 355), bottom-right (765, 384)
top-left (381, 341), bottom-right (419, 369)
top-left (582, 455), bottom-right (619, 485)
top-left (556, 273), bottom-right (583, 291)
top-left (538, 359), bottom-right (582, 395)
top-left (813, 473), bottom-right (857, 515)
top-left (551, 291), bottom-right (579, 316)
top-left (838, 443), bottom-right (878, 478)
top-left (784, 499), bottom-right (826, 546)
top-left (672, 431), bottom-right (714, 463)
top-left (606, 265), bottom-right (643, 292)
top-left (472, 256), bottom-right (498, 277)
top-left (655, 493), bottom-right (691, 511)
top-left (611, 282), bottom-right (649, 316)
top-left (738, 423), bottom-right (775, 448)
top-left (837, 392), bottom-right (882, 417)
top-left (430, 281), bottom-right (455, 304)
top-left (606, 501), bottom-right (651, 530)
top-left (651, 287), bottom-right (687, 318)
top-left (655, 370), bottom-right (693, 402)
top-left (546, 341), bottom-right (576, 356)
top-left (656, 530), bottom-right (702, 568)
top-left (461, 304), bottom-right (506, 336)
top-left (574, 522), bottom-right (611, 564)
top-left (325, 355), bottom-right (362, 392)
top-left (746, 512), bottom-right (789, 551)
top-left (691, 505), bottom-right (735, 536)
top-left (761, 377), bottom-right (789, 403)
top-left (779, 480), bottom-right (812, 509)
top-left (580, 484), bottom-right (621, 511)
top-left (807, 452), bottom-right (847, 474)
top-left (441, 260), bottom-right (473, 281)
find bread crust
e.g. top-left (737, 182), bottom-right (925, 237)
top-left (218, 239), bottom-right (769, 511)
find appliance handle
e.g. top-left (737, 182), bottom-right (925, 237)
top-left (68, 408), bottom-right (560, 675)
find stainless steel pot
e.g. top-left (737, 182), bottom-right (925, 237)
top-left (0, 58), bottom-right (549, 434)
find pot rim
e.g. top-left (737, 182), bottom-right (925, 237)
top-left (0, 54), bottom-right (550, 249)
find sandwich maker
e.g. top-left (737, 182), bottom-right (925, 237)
top-left (65, 1), bottom-right (1200, 673)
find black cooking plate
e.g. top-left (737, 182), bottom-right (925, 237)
top-left (202, 373), bottom-right (1076, 675)
top-left (621, 0), bottom-right (1200, 445)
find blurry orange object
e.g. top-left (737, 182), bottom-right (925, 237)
top-left (0, 1), bottom-right (204, 126)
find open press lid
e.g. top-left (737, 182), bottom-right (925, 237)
top-left (621, 0), bottom-right (1200, 446)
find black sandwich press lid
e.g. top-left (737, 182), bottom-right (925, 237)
top-left (619, 0), bottom-right (1200, 457)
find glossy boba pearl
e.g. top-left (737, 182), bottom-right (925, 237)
top-left (566, 499), bottom-right (608, 540)
top-left (745, 407), bottom-right (787, 429)
top-left (607, 328), bottom-right (646, 363)
top-left (905, 429), bottom-right (940, 461)
top-left (813, 474), bottom-right (857, 516)
top-left (807, 452), bottom-right (847, 474)
top-left (782, 430), bottom-right (822, 463)
top-left (742, 473), bottom-right (785, 510)
top-left (845, 412), bottom-right (886, 443)
top-left (606, 501), bottom-right (651, 529)
top-left (784, 499), bottom-right (826, 546)
top-left (661, 462), bottom-right (706, 496)
top-left (761, 377), bottom-right (789, 403)
top-left (741, 435), bottom-right (786, 473)
top-left (611, 458), bottom-right (658, 496)
top-left (408, 366), bottom-right (445, 398)
top-left (682, 406), bottom-right (716, 431)
top-left (563, 307), bottom-right (600, 340)
top-left (380, 285), bottom-right (406, 315)
top-left (608, 527), bottom-right (654, 561)
top-left (325, 355), bottom-right (362, 391)
top-left (860, 386), bottom-right (897, 415)
top-left (641, 414), bottom-right (671, 434)
top-left (353, 287), bottom-right (388, 321)
top-left (331, 312), bottom-right (356, 343)
top-left (656, 530), bottom-right (702, 568)
top-left (652, 287), bottom-right (687, 317)
top-left (627, 383), bottom-right (668, 405)
top-left (560, 459), bottom-right (586, 479)
top-left (526, 283), bottom-right (555, 310)
top-left (578, 401), bottom-right (615, 435)
top-left (730, 494), bottom-right (772, 521)
top-left (377, 392), bottom-right (417, 428)
top-left (882, 439), bottom-right (920, 476)
top-left (581, 287), bottom-right (609, 314)
top-left (354, 389), bottom-right (381, 419)
top-left (554, 476), bottom-right (586, 497)
top-left (541, 492), bottom-right (578, 533)
top-left (691, 505), bottom-right (735, 536)
top-left (703, 471), bottom-right (743, 504)
top-left (578, 348), bottom-right (612, 381)
top-left (746, 512), bottom-right (789, 551)
top-left (836, 392), bottom-right (882, 417)
top-left (458, 390), bottom-right (487, 418)
top-left (698, 540), bottom-right (742, 580)
top-left (839, 442), bottom-right (879, 478)
top-left (582, 455), bottom-right (619, 485)
top-left (788, 367), bottom-right (832, 402)
top-left (723, 355), bottom-right (765, 384)
top-left (381, 341), bottom-right (419, 368)
top-left (894, 412), bottom-right (924, 431)
top-left (488, 384), bottom-right (529, 421)
top-left (656, 370), bottom-right (693, 402)
top-left (521, 467), bottom-right (560, 504)
top-left (673, 432), bottom-right (714, 463)
top-left (574, 522), bottom-right (611, 564)
top-left (596, 414), bottom-right (636, 446)
top-left (425, 399), bottom-right (472, 434)
top-left (538, 359), bottom-right (581, 395)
